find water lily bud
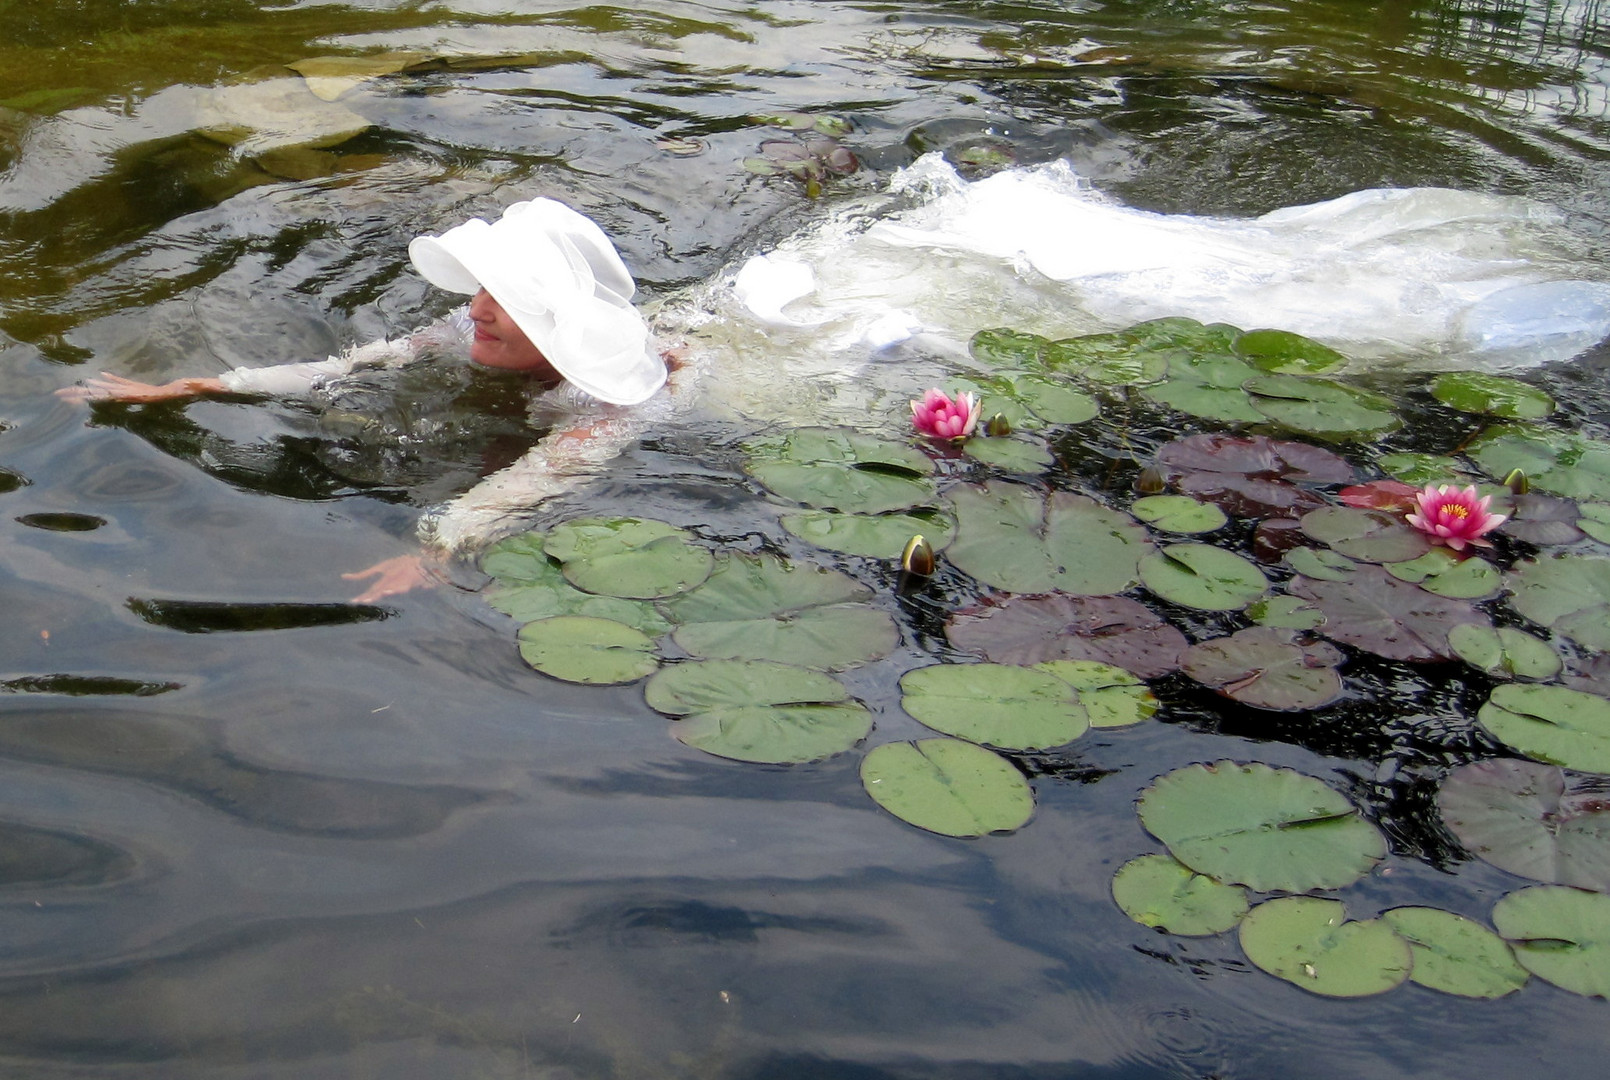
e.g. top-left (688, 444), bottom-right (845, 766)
top-left (1135, 466), bottom-right (1166, 494)
top-left (985, 413), bottom-right (1012, 437)
top-left (901, 534), bottom-right (936, 577)
top-left (1504, 468), bottom-right (1529, 495)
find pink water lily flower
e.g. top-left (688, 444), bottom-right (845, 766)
top-left (1405, 484), bottom-right (1507, 551)
top-left (911, 388), bottom-right (981, 440)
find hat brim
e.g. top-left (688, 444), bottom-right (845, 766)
top-left (408, 201), bottom-right (666, 406)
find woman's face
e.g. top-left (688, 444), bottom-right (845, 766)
top-left (468, 289), bottom-right (561, 378)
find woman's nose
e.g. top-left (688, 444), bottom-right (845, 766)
top-left (469, 289), bottom-right (494, 319)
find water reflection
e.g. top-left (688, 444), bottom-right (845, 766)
top-left (3, 1), bottom-right (1610, 1078)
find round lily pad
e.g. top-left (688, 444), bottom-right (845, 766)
top-left (1247, 595), bottom-right (1326, 630)
top-left (1492, 885), bottom-right (1610, 998)
top-left (861, 738), bottom-right (1034, 837)
top-left (1141, 350), bottom-right (1266, 425)
top-left (1379, 907), bottom-right (1529, 998)
top-left (1470, 425), bottom-right (1610, 501)
top-left (1438, 758), bottom-right (1610, 891)
top-left (1384, 549), bottom-right (1501, 599)
top-left (1501, 492), bottom-right (1584, 546)
top-left (516, 616), bottom-right (659, 685)
top-left (1234, 328), bottom-right (1350, 375)
top-left (982, 372), bottom-right (1100, 424)
top-left (1284, 546), bottom-right (1358, 582)
top-left (947, 593), bottom-right (1187, 678)
top-left (1431, 371), bottom-right (1554, 420)
top-left (1447, 624), bottom-right (1561, 680)
top-left (1338, 479), bottom-right (1421, 513)
top-left (1290, 565), bottom-right (1490, 662)
top-left (747, 427), bottom-right (937, 514)
top-left (645, 659), bottom-right (870, 764)
top-left (1112, 853), bottom-right (1250, 936)
top-left (666, 553), bottom-right (896, 670)
top-left (481, 533), bottom-right (671, 634)
top-left (1239, 897), bottom-right (1412, 997)
top-left (1131, 495), bottom-right (1228, 534)
top-left (1377, 451), bottom-right (1472, 486)
top-left (946, 482), bottom-right (1154, 596)
top-left (1156, 434), bottom-right (1352, 518)
top-left (900, 663), bottom-right (1088, 751)
top-left (1244, 375), bottom-right (1401, 439)
top-left (1034, 660), bottom-right (1158, 728)
top-left (971, 327), bottom-right (1050, 368)
top-left (779, 508), bottom-right (954, 559)
top-left (1300, 506), bottom-right (1432, 564)
top-left (1138, 761), bottom-right (1386, 892)
top-left (544, 518), bottom-right (713, 599)
top-left (1507, 555), bottom-right (1610, 651)
top-left (1580, 503), bottom-right (1610, 543)
top-left (1180, 627), bottom-right (1345, 712)
top-left (1139, 544), bottom-right (1268, 611)
top-left (964, 434), bottom-right (1055, 473)
top-left (1478, 684), bottom-right (1610, 773)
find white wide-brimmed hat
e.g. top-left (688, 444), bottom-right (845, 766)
top-left (408, 199), bottom-right (666, 405)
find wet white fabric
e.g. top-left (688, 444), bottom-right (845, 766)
top-left (731, 154), bottom-right (1610, 369)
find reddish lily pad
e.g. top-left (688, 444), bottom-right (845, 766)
top-left (946, 593), bottom-right (1187, 678)
top-left (1290, 565), bottom-right (1490, 662)
top-left (1338, 480), bottom-right (1420, 512)
top-left (1155, 434), bottom-right (1352, 518)
top-left (1180, 627), bottom-right (1345, 712)
top-left (1500, 493), bottom-right (1585, 546)
top-left (1438, 758), bottom-right (1610, 892)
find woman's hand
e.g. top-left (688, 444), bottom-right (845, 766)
top-left (56, 373), bottom-right (227, 404)
top-left (342, 554), bottom-right (441, 604)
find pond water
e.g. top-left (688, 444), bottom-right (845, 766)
top-left (3, 1), bottom-right (1610, 1077)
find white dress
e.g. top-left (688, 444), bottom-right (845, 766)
top-left (216, 307), bottom-right (684, 557)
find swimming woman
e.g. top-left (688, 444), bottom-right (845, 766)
top-left (59, 198), bottom-right (688, 602)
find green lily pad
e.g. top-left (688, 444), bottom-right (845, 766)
top-left (1507, 555), bottom-right (1610, 651)
top-left (1431, 371), bottom-right (1555, 420)
top-left (1034, 660), bottom-right (1158, 728)
top-left (544, 518), bottom-right (713, 599)
top-left (946, 481), bottom-right (1154, 595)
top-left (947, 593), bottom-right (1187, 678)
top-left (645, 659), bottom-right (869, 764)
top-left (978, 372), bottom-right (1100, 425)
top-left (1139, 544), bottom-right (1268, 611)
top-left (1180, 627), bottom-right (1345, 712)
top-left (1380, 907), bottom-right (1529, 998)
top-left (1112, 853), bottom-right (1250, 936)
top-left (666, 553), bottom-right (896, 670)
top-left (1234, 329), bottom-right (1351, 375)
top-left (1384, 548), bottom-right (1501, 599)
top-left (481, 533), bottom-right (671, 634)
top-left (1478, 684), bottom-right (1610, 773)
top-left (1244, 374), bottom-right (1401, 439)
top-left (1469, 425), bottom-right (1610, 501)
top-left (1042, 330), bottom-right (1171, 385)
top-left (1131, 495), bottom-right (1228, 534)
top-left (1290, 565), bottom-right (1490, 662)
top-left (964, 434), bottom-right (1055, 473)
top-left (516, 616), bottom-right (659, 685)
top-left (1447, 624), bottom-right (1562, 680)
top-left (1300, 506), bottom-right (1433, 564)
top-left (747, 427), bottom-right (937, 514)
top-left (1247, 595), bottom-right (1326, 630)
top-left (1137, 761), bottom-right (1387, 892)
top-left (1377, 451), bottom-right (1473, 486)
top-left (1580, 503), bottom-right (1610, 543)
top-left (1140, 350), bottom-right (1266, 424)
top-left (860, 738), bottom-right (1035, 837)
top-left (1438, 758), bottom-right (1610, 892)
top-left (900, 663), bottom-right (1088, 751)
top-left (779, 508), bottom-right (954, 559)
top-left (1492, 885), bottom-right (1610, 998)
top-left (970, 327), bottom-right (1052, 368)
top-left (1238, 897), bottom-right (1412, 997)
top-left (1284, 546), bottom-right (1358, 582)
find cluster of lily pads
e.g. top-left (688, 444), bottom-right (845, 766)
top-left (479, 314), bottom-right (1610, 1000)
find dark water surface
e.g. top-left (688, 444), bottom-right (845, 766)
top-left (2, 1), bottom-right (1610, 1077)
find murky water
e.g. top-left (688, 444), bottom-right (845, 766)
top-left (3, 1), bottom-right (1610, 1077)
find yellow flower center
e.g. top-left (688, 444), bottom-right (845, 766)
top-left (1446, 505), bottom-right (1468, 519)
